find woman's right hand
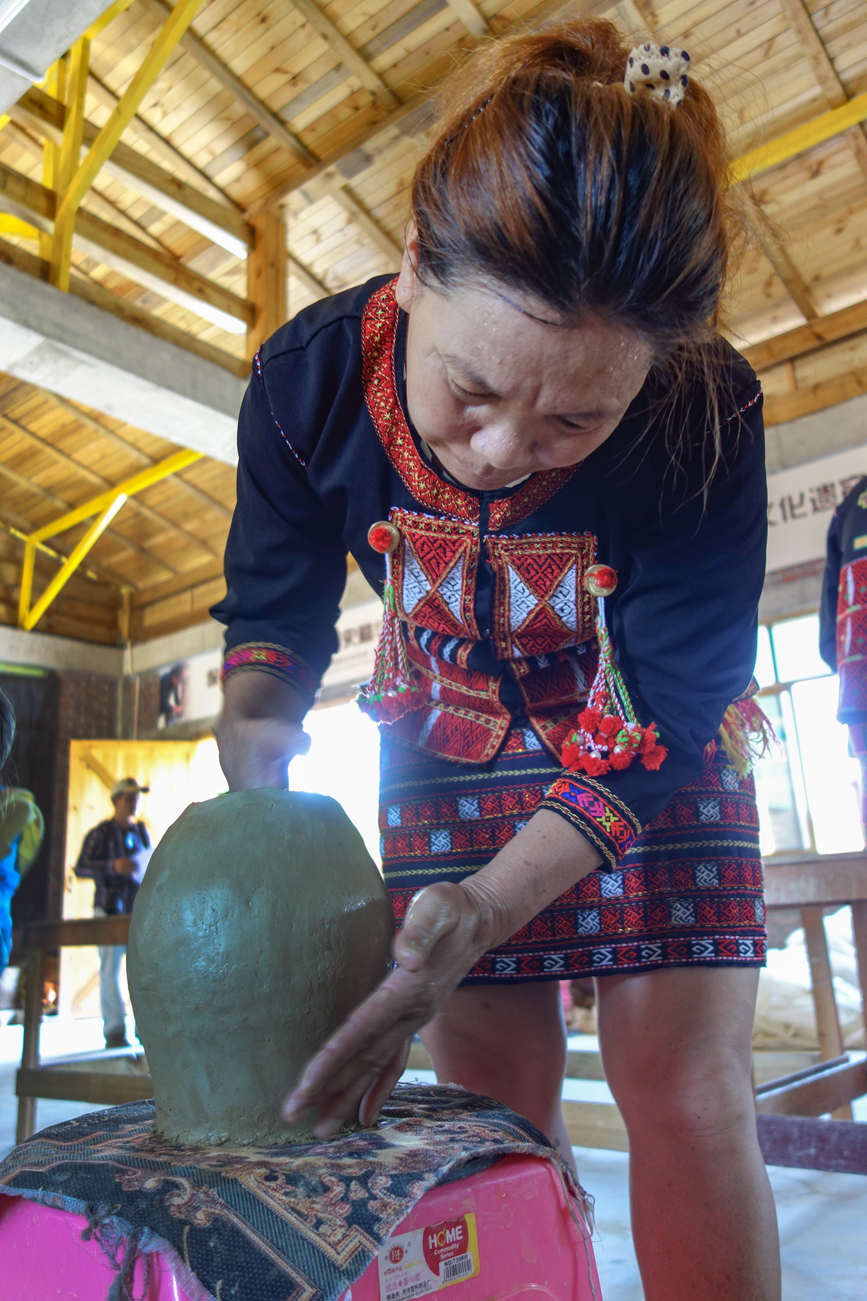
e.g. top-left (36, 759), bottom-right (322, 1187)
top-left (217, 715), bottom-right (310, 790)
top-left (214, 668), bottom-right (311, 791)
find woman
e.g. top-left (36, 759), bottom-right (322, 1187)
top-left (214, 19), bottom-right (779, 1299)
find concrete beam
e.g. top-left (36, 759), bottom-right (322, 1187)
top-left (0, 621), bottom-right (122, 675)
top-left (0, 263), bottom-right (244, 464)
top-left (0, 0), bottom-right (109, 112)
top-left (764, 390), bottom-right (867, 473)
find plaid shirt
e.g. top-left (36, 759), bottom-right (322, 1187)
top-left (73, 818), bottom-right (150, 915)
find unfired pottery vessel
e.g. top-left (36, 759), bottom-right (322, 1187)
top-left (127, 789), bottom-right (393, 1146)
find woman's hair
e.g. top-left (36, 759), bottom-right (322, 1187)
top-left (411, 18), bottom-right (743, 478)
top-left (0, 688), bottom-right (14, 774)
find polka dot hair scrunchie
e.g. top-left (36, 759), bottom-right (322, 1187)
top-left (625, 42), bottom-right (691, 106)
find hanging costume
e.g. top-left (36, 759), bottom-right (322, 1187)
top-left (212, 276), bottom-right (769, 981)
top-left (820, 474), bottom-right (867, 827)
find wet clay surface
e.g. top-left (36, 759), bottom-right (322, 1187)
top-left (127, 790), bottom-right (393, 1146)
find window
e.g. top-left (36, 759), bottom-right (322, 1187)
top-left (753, 615), bottom-right (864, 856)
top-left (288, 699), bottom-right (382, 863)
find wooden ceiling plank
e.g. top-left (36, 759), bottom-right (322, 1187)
top-left (441, 0), bottom-right (492, 39)
top-left (139, 0), bottom-right (319, 167)
top-left (0, 514), bottom-right (132, 593)
top-left (777, 0), bottom-right (867, 184)
top-left (289, 0), bottom-right (400, 107)
top-left (288, 253), bottom-right (328, 299)
top-left (0, 409), bottom-right (221, 563)
top-left (45, 393), bottom-right (234, 521)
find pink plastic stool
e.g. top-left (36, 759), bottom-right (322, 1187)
top-left (0, 1153), bottom-right (601, 1300)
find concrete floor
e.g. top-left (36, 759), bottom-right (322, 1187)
top-left (1, 1014), bottom-right (866, 1298)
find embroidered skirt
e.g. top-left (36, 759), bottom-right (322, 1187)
top-left (380, 723), bottom-right (766, 982)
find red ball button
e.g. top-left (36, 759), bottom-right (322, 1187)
top-left (367, 520), bottom-right (401, 554)
top-left (583, 563), bottom-right (618, 597)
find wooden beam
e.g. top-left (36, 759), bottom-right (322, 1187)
top-left (778, 0), bottom-right (867, 184)
top-left (742, 194), bottom-right (817, 322)
top-left (0, 160), bottom-right (252, 331)
top-left (443, 0), bottom-right (491, 39)
top-left (140, 0), bottom-right (317, 167)
top-left (332, 184), bottom-right (402, 263)
top-left (755, 1054), bottom-right (867, 1117)
top-left (288, 253), bottom-right (328, 301)
top-left (764, 853), bottom-right (867, 908)
top-left (743, 298), bottom-right (867, 372)
top-left (247, 209), bottom-right (288, 362)
top-left (14, 86), bottom-right (250, 254)
top-left (0, 234), bottom-right (248, 379)
top-left (289, 0), bottom-right (399, 107)
top-left (762, 364), bottom-right (867, 426)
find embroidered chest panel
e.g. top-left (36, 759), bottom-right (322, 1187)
top-left (388, 509), bottom-right (599, 661)
top-left (838, 557), bottom-right (867, 664)
top-left (390, 508), bottom-right (480, 639)
top-left (487, 532), bottom-right (598, 659)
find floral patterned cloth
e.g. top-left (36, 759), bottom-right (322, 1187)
top-left (0, 1083), bottom-right (589, 1301)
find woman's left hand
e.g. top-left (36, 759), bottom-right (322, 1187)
top-left (282, 881), bottom-right (494, 1137)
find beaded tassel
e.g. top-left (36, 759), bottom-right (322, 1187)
top-left (358, 521), bottom-right (424, 723)
top-left (561, 592), bottom-right (667, 777)
top-left (718, 694), bottom-right (776, 777)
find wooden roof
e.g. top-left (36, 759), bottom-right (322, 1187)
top-left (0, 0), bottom-right (866, 645)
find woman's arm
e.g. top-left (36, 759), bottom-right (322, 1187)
top-left (215, 669), bottom-right (312, 791)
top-left (282, 807), bottom-right (602, 1136)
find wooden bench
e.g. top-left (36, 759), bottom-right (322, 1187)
top-left (12, 917), bottom-right (152, 1145)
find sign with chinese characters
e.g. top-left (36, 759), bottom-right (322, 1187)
top-left (766, 445), bottom-right (866, 573)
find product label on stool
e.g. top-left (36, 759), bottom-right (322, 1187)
top-left (378, 1212), bottom-right (479, 1298)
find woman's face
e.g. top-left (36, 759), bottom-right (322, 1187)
top-left (395, 245), bottom-right (654, 492)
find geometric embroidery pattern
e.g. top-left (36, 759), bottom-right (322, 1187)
top-left (837, 557), bottom-right (867, 716)
top-left (380, 726), bottom-right (766, 983)
top-left (486, 532), bottom-right (597, 659)
top-left (390, 508), bottom-right (480, 639)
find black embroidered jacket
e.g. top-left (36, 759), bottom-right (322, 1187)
top-left (212, 278), bottom-right (767, 867)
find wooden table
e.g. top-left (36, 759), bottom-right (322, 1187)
top-left (11, 854), bottom-right (867, 1170)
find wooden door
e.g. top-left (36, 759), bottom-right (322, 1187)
top-left (60, 737), bottom-right (226, 1019)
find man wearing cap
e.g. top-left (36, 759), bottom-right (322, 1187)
top-left (74, 778), bottom-right (150, 1049)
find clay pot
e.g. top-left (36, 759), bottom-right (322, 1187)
top-left (127, 789), bottom-right (393, 1146)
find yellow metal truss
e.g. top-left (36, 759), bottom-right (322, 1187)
top-left (17, 448), bottom-right (201, 632)
top-left (50, 0), bottom-right (205, 292)
top-left (730, 90), bottom-right (867, 185)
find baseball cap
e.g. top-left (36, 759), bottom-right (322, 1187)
top-left (110, 777), bottom-right (150, 799)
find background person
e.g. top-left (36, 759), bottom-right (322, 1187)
top-left (74, 777), bottom-right (150, 1049)
top-left (0, 687), bottom-right (44, 974)
top-left (214, 20), bottom-right (777, 1299)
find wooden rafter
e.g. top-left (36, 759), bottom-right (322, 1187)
top-left (0, 409), bottom-right (220, 562)
top-left (743, 298), bottom-right (867, 372)
top-left (44, 393), bottom-right (233, 521)
top-left (778, 0), bottom-right (867, 184)
top-left (741, 193), bottom-right (818, 322)
top-left (0, 457), bottom-right (176, 579)
top-left (0, 162), bottom-right (251, 333)
top-left (288, 0), bottom-right (399, 108)
top-left (139, 0), bottom-right (317, 167)
top-left (13, 86), bottom-right (250, 254)
top-left (443, 0), bottom-right (492, 39)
